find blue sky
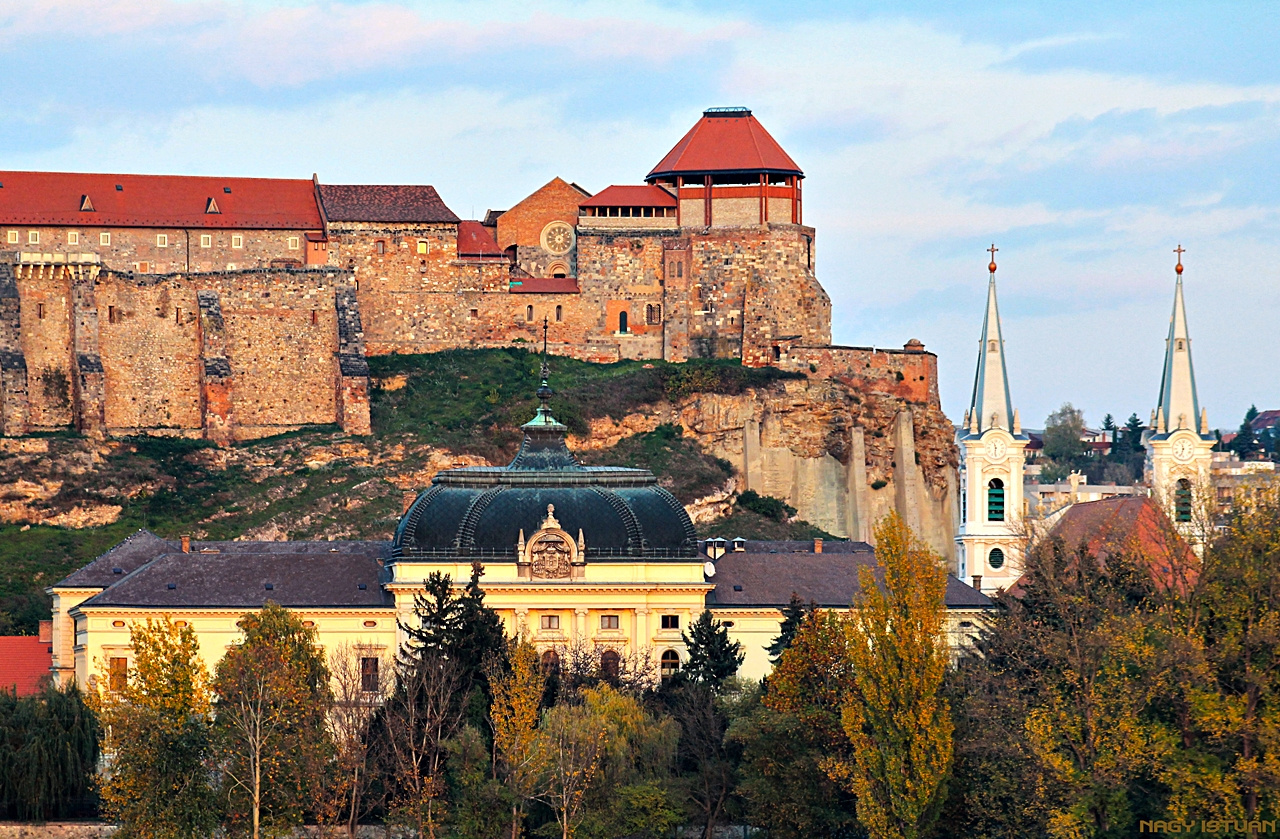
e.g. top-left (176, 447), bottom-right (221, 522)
top-left (2, 0), bottom-right (1276, 431)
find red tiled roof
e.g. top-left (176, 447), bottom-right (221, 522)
top-left (509, 277), bottom-right (579, 294)
top-left (1251, 409), bottom-right (1280, 431)
top-left (317, 184), bottom-right (458, 224)
top-left (0, 636), bottom-right (51, 697)
top-left (457, 220), bottom-right (505, 257)
top-left (0, 171), bottom-right (322, 230)
top-left (1050, 496), bottom-right (1197, 595)
top-left (647, 108), bottom-right (802, 180)
top-left (579, 185), bottom-right (677, 208)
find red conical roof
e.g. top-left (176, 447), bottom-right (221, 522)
top-left (646, 108), bottom-right (802, 181)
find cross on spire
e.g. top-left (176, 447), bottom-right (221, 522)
top-left (1174, 243), bottom-right (1185, 276)
top-left (987, 243), bottom-right (998, 275)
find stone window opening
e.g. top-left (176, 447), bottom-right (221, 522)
top-left (470, 308), bottom-right (479, 319)
top-left (1176, 339), bottom-right (1185, 351)
top-left (660, 649), bottom-right (679, 681)
top-left (375, 240), bottom-right (385, 255)
top-left (600, 649), bottom-right (621, 680)
top-left (618, 311), bottom-right (628, 334)
top-left (677, 262), bottom-right (684, 278)
top-left (137, 262), bottom-right (150, 274)
top-left (311, 310), bottom-right (319, 326)
top-left (200, 234), bottom-right (212, 248)
top-left (36, 303), bottom-right (44, 320)
top-left (1175, 478), bottom-right (1193, 522)
top-left (772, 345), bottom-right (781, 360)
top-left (417, 241), bottom-right (428, 254)
top-left (5, 231), bottom-right (16, 244)
top-left (646, 304), bottom-right (661, 325)
top-left (108, 657), bottom-right (128, 693)
top-left (156, 234), bottom-right (168, 248)
top-left (108, 306), bottom-right (117, 324)
top-left (540, 649), bottom-right (560, 676)
top-left (660, 614), bottom-right (679, 630)
top-left (600, 614), bottom-right (619, 630)
top-left (989, 547), bottom-right (1005, 570)
top-left (67, 231), bottom-right (79, 245)
top-left (987, 478), bottom-right (1005, 522)
top-left (359, 657), bottom-right (380, 693)
top-left (231, 235), bottom-right (243, 249)
top-left (526, 305), bottom-right (534, 323)
top-left (27, 231), bottom-right (38, 245)
top-left (174, 308), bottom-right (182, 325)
top-left (540, 614), bottom-right (560, 631)
top-left (100, 232), bottom-right (111, 246)
top-left (555, 305), bottom-right (563, 322)
top-left (287, 236), bottom-right (300, 250)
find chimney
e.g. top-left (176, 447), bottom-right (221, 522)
top-left (971, 574), bottom-right (983, 592)
top-left (181, 535), bottom-right (190, 553)
top-left (813, 538), bottom-right (823, 554)
top-left (38, 620), bottom-right (52, 643)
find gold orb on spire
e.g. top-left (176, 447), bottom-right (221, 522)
top-left (987, 243), bottom-right (998, 274)
top-left (1174, 243), bottom-right (1185, 275)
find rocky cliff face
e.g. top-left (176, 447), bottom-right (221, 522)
top-left (570, 373), bottom-right (959, 558)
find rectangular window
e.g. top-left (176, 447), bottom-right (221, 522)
top-left (100, 232), bottom-right (111, 246)
top-left (200, 234), bottom-right (212, 248)
top-left (231, 235), bottom-right (243, 249)
top-left (27, 231), bottom-right (38, 244)
top-left (469, 308), bottom-right (479, 319)
top-left (136, 262), bottom-right (150, 274)
top-left (5, 231), bottom-right (16, 244)
top-left (156, 234), bottom-right (168, 247)
top-left (287, 236), bottom-right (300, 250)
top-left (375, 240), bottom-right (385, 255)
top-left (108, 306), bottom-right (117, 324)
top-left (67, 231), bottom-right (79, 245)
top-left (417, 241), bottom-right (427, 254)
top-left (600, 615), bottom-right (619, 630)
top-left (108, 657), bottom-right (128, 692)
top-left (540, 614), bottom-right (560, 631)
top-left (661, 614), bottom-right (679, 630)
top-left (36, 303), bottom-right (44, 320)
top-left (360, 657), bottom-right (379, 692)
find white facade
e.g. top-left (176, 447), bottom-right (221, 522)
top-left (956, 259), bottom-right (1028, 594)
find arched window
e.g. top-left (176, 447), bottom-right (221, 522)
top-left (540, 650), bottom-right (560, 676)
top-left (660, 649), bottom-right (679, 681)
top-left (555, 305), bottom-right (562, 322)
top-left (618, 311), bottom-right (628, 333)
top-left (600, 650), bottom-right (621, 680)
top-left (989, 547), bottom-right (1005, 569)
top-left (1175, 478), bottom-right (1192, 522)
top-left (526, 305), bottom-right (534, 323)
top-left (987, 478), bottom-right (1005, 522)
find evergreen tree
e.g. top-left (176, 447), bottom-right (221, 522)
top-left (94, 617), bottom-right (219, 839)
top-left (1230, 405), bottom-right (1260, 457)
top-left (1124, 413), bottom-right (1146, 453)
top-left (682, 610), bottom-right (744, 690)
top-left (766, 593), bottom-right (814, 664)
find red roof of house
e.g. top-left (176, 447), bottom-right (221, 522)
top-left (647, 108), bottom-right (803, 180)
top-left (1251, 409), bottom-right (1280, 432)
top-left (1050, 496), bottom-right (1197, 595)
top-left (457, 220), bottom-right (505, 257)
top-left (509, 277), bottom-right (579, 294)
top-left (317, 184), bottom-right (458, 224)
top-left (0, 636), bottom-right (51, 697)
top-left (0, 171), bottom-right (323, 230)
top-left (579, 185), bottom-right (677, 208)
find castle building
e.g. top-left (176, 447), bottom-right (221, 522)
top-left (1144, 251), bottom-right (1214, 537)
top-left (48, 365), bottom-right (991, 688)
top-left (955, 251), bottom-right (1028, 594)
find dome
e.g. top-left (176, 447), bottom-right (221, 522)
top-left (392, 370), bottom-right (698, 561)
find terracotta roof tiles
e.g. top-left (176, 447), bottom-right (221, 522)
top-left (0, 636), bottom-right (52, 696)
top-left (647, 108), bottom-right (802, 180)
top-left (318, 184), bottom-right (459, 224)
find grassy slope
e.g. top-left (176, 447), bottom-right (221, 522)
top-left (0, 349), bottom-right (817, 632)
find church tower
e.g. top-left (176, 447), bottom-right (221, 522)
top-left (1144, 247), bottom-right (1214, 537)
top-left (956, 247), bottom-right (1028, 594)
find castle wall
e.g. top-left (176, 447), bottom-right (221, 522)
top-left (2, 226), bottom-right (314, 274)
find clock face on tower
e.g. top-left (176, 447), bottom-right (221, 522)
top-left (985, 437), bottom-right (1007, 461)
top-left (1172, 437), bottom-right (1195, 462)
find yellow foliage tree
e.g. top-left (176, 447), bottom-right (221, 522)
top-left (828, 512), bottom-right (952, 839)
top-left (490, 637), bottom-right (547, 839)
top-left (93, 616), bottom-right (219, 839)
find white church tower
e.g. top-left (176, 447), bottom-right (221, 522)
top-left (956, 246), bottom-right (1029, 594)
top-left (1144, 247), bottom-right (1214, 538)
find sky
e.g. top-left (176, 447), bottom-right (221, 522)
top-left (1, 0), bottom-right (1276, 431)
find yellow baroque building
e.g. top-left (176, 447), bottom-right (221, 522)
top-left (49, 374), bottom-right (992, 689)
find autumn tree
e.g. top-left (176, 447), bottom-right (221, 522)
top-left (489, 637), bottom-right (546, 839)
top-left (93, 617), bottom-right (218, 839)
top-left (829, 513), bottom-right (952, 839)
top-left (324, 643), bottom-right (392, 837)
top-left (534, 696), bottom-right (608, 839)
top-left (681, 610), bottom-right (744, 690)
top-left (212, 603), bottom-right (334, 839)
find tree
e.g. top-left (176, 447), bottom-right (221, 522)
top-left (94, 617), bottom-right (218, 839)
top-left (534, 697), bottom-right (608, 839)
top-left (1042, 403), bottom-right (1089, 482)
top-left (681, 610), bottom-right (744, 690)
top-left (1230, 405), bottom-right (1261, 458)
top-left (489, 638), bottom-right (547, 839)
top-left (212, 603), bottom-right (334, 839)
top-left (443, 725), bottom-right (511, 839)
top-left (0, 682), bottom-right (99, 821)
top-left (766, 593), bottom-right (814, 664)
top-left (324, 643), bottom-right (392, 837)
top-left (828, 513), bottom-right (952, 839)
top-left (1124, 413), bottom-right (1146, 453)
top-left (669, 682), bottom-right (739, 839)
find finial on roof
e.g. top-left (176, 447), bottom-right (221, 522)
top-left (987, 243), bottom-right (998, 275)
top-left (1174, 243), bottom-right (1185, 276)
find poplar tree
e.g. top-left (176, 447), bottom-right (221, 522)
top-left (830, 513), bottom-right (952, 839)
top-left (489, 638), bottom-right (547, 839)
top-left (94, 617), bottom-right (218, 839)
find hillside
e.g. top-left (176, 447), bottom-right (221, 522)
top-left (0, 349), bottom-right (831, 633)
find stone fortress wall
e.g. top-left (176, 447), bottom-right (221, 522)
top-left (0, 109), bottom-right (958, 547)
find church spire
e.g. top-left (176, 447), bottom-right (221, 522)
top-left (1154, 246), bottom-right (1204, 436)
top-left (967, 245), bottom-right (1015, 434)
